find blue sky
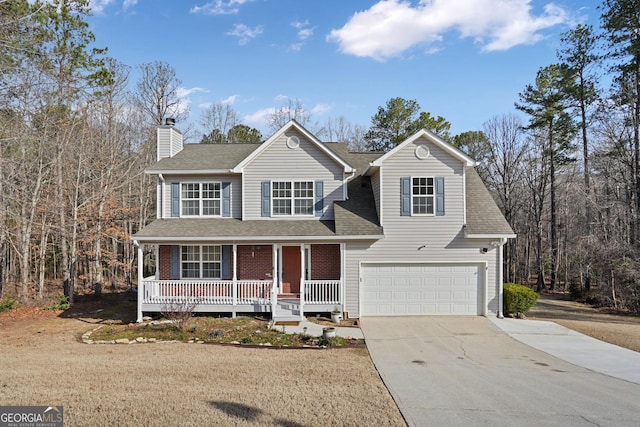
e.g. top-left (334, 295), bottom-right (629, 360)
top-left (86, 0), bottom-right (597, 140)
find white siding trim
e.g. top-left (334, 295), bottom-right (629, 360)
top-left (462, 168), bottom-right (467, 225)
top-left (379, 168), bottom-right (384, 226)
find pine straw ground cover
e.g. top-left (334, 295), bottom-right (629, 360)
top-left (0, 297), bottom-right (405, 427)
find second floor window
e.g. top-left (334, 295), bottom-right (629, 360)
top-left (272, 181), bottom-right (314, 216)
top-left (182, 182), bottom-right (221, 216)
top-left (412, 177), bottom-right (434, 215)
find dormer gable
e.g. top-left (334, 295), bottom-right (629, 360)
top-left (365, 128), bottom-right (476, 174)
top-left (232, 120), bottom-right (355, 174)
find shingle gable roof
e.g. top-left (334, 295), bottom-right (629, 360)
top-left (335, 175), bottom-right (383, 236)
top-left (465, 167), bottom-right (515, 236)
top-left (147, 143), bottom-right (261, 172)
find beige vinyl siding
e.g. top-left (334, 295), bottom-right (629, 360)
top-left (243, 130), bottom-right (345, 220)
top-left (343, 137), bottom-right (500, 317)
top-left (162, 174), bottom-right (242, 219)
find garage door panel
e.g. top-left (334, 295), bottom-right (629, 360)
top-left (362, 263), bottom-right (482, 316)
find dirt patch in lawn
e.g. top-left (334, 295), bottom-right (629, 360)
top-left (0, 294), bottom-right (405, 427)
top-left (527, 293), bottom-right (640, 353)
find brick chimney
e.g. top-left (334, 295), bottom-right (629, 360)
top-left (156, 118), bottom-right (183, 161)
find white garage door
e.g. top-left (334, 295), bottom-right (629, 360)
top-left (361, 263), bottom-right (483, 316)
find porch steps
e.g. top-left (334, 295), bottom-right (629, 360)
top-left (272, 297), bottom-right (302, 325)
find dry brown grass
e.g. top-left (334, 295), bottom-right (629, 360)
top-left (0, 313), bottom-right (405, 426)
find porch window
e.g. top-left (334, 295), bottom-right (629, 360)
top-left (181, 182), bottom-right (221, 216)
top-left (412, 177), bottom-right (434, 215)
top-left (181, 245), bottom-right (221, 278)
top-left (272, 181), bottom-right (313, 216)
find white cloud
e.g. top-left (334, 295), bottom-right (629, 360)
top-left (221, 95), bottom-right (238, 105)
top-left (123, 0), bottom-right (138, 10)
top-left (327, 0), bottom-right (569, 61)
top-left (244, 107), bottom-right (274, 126)
top-left (89, 0), bottom-right (115, 14)
top-left (190, 0), bottom-right (252, 15)
top-left (227, 24), bottom-right (264, 45)
top-left (311, 103), bottom-right (331, 116)
top-left (176, 87), bottom-right (207, 98)
top-left (289, 20), bottom-right (315, 51)
top-left (288, 43), bottom-right (303, 52)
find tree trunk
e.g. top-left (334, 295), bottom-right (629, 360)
top-left (549, 124), bottom-right (558, 291)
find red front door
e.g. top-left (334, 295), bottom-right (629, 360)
top-left (282, 246), bottom-right (301, 294)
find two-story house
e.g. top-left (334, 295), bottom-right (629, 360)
top-left (132, 120), bottom-right (514, 323)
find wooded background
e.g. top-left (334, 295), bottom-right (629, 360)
top-left (1, 0), bottom-right (639, 313)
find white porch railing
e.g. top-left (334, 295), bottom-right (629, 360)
top-left (304, 280), bottom-right (341, 305)
top-left (141, 279), bottom-right (272, 305)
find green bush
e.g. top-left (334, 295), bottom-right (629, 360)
top-left (44, 296), bottom-right (70, 311)
top-left (0, 296), bottom-right (19, 312)
top-left (503, 283), bottom-right (539, 315)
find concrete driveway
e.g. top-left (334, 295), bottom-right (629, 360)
top-left (361, 317), bottom-right (640, 427)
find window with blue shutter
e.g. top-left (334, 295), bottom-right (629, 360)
top-left (171, 183), bottom-right (180, 217)
top-left (222, 182), bottom-right (231, 217)
top-left (314, 181), bottom-right (324, 217)
top-left (404, 176), bottom-right (445, 216)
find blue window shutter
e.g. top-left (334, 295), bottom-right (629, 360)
top-left (222, 245), bottom-right (231, 279)
top-left (400, 177), bottom-right (411, 216)
top-left (314, 180), bottom-right (324, 217)
top-left (222, 182), bottom-right (231, 217)
top-left (435, 177), bottom-right (445, 216)
top-left (261, 181), bottom-right (270, 217)
top-left (171, 182), bottom-right (180, 217)
top-left (170, 245), bottom-right (180, 279)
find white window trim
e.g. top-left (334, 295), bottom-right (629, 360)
top-left (180, 181), bottom-right (222, 218)
top-left (180, 245), bottom-right (222, 279)
top-left (411, 176), bottom-right (435, 216)
top-left (270, 180), bottom-right (315, 217)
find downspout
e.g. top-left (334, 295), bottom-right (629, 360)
top-left (134, 240), bottom-right (143, 322)
top-left (497, 238), bottom-right (505, 318)
top-left (158, 174), bottom-right (165, 219)
top-left (299, 243), bottom-right (305, 321)
top-left (340, 243), bottom-right (346, 314)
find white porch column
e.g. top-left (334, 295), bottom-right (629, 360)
top-left (232, 244), bottom-right (237, 318)
top-left (154, 245), bottom-right (159, 279)
top-left (136, 242), bottom-right (144, 323)
top-left (271, 244), bottom-right (278, 309)
top-left (299, 243), bottom-right (305, 320)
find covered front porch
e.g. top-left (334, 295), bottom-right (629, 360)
top-left (135, 242), bottom-right (345, 322)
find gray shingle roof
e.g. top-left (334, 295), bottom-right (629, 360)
top-left (148, 143), bottom-right (261, 172)
top-left (133, 216), bottom-right (383, 242)
top-left (465, 167), bottom-right (515, 236)
top-left (334, 176), bottom-right (383, 236)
